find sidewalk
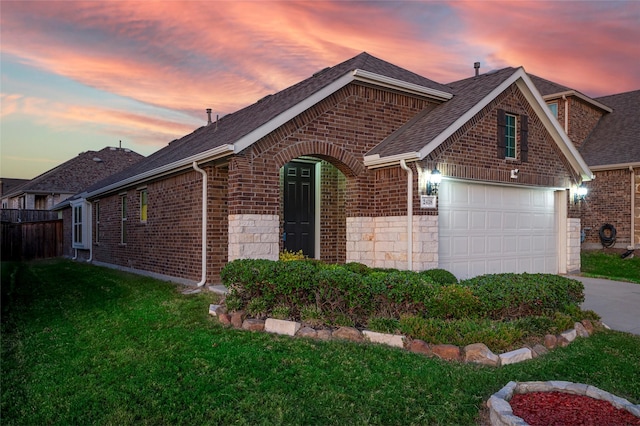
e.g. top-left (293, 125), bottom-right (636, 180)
top-left (571, 275), bottom-right (640, 336)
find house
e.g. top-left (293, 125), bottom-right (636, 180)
top-left (74, 52), bottom-right (596, 284)
top-left (1, 146), bottom-right (144, 257)
top-left (530, 76), bottom-right (639, 250)
top-left (1, 178), bottom-right (29, 209)
top-left (2, 147), bottom-right (144, 211)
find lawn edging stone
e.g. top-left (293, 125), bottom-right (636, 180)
top-left (211, 307), bottom-right (603, 367)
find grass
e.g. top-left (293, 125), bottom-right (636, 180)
top-left (581, 250), bottom-right (640, 283)
top-left (2, 259), bottom-right (640, 425)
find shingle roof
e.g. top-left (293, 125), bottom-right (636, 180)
top-left (0, 178), bottom-right (29, 197)
top-left (580, 90), bottom-right (640, 166)
top-left (85, 52), bottom-right (451, 195)
top-left (4, 147), bottom-right (144, 199)
top-left (527, 74), bottom-right (574, 97)
top-left (366, 67), bottom-right (517, 158)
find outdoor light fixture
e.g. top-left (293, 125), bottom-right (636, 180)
top-left (574, 183), bottom-right (588, 203)
top-left (427, 169), bottom-right (441, 196)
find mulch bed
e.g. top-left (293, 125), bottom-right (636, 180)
top-left (510, 391), bottom-right (640, 426)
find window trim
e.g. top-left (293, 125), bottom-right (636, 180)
top-left (71, 199), bottom-right (91, 249)
top-left (547, 102), bottom-right (558, 118)
top-left (121, 194), bottom-right (127, 245)
top-left (504, 113), bottom-right (517, 159)
top-left (94, 201), bottom-right (100, 244)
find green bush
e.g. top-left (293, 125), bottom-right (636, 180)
top-left (419, 268), bottom-right (458, 285)
top-left (459, 273), bottom-right (584, 319)
top-left (367, 317), bottom-right (401, 334)
top-left (425, 284), bottom-right (480, 320)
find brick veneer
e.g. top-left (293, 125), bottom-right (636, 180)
top-left (581, 168), bottom-right (633, 248)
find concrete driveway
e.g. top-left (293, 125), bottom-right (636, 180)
top-left (571, 275), bottom-right (640, 336)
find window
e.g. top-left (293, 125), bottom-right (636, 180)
top-left (140, 190), bottom-right (148, 222)
top-left (504, 113), bottom-right (517, 159)
top-left (95, 201), bottom-right (100, 243)
top-left (71, 200), bottom-right (90, 249)
top-left (121, 195), bottom-right (127, 244)
top-left (547, 102), bottom-right (558, 118)
top-left (497, 109), bottom-right (528, 162)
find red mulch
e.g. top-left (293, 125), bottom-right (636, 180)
top-left (509, 391), bottom-right (640, 426)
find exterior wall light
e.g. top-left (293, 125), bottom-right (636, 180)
top-left (574, 183), bottom-right (588, 203)
top-left (427, 169), bottom-right (441, 196)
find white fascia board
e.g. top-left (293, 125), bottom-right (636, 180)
top-left (515, 75), bottom-right (594, 181)
top-left (233, 73), bottom-right (355, 154)
top-left (542, 91), bottom-right (612, 113)
top-left (85, 144), bottom-right (235, 199)
top-left (589, 162), bottom-right (640, 171)
top-left (352, 69), bottom-right (453, 101)
top-left (364, 152), bottom-right (421, 168)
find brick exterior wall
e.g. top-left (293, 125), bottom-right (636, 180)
top-left (92, 164), bottom-right (229, 283)
top-left (581, 168), bottom-right (633, 248)
top-left (566, 98), bottom-right (605, 149)
top-left (636, 170), bottom-right (640, 247)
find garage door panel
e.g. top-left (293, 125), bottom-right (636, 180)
top-left (439, 181), bottom-right (558, 280)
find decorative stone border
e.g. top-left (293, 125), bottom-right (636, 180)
top-left (488, 381), bottom-right (640, 425)
top-left (208, 304), bottom-right (604, 367)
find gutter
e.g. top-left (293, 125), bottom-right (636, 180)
top-left (85, 144), bottom-right (234, 200)
top-left (399, 159), bottom-right (413, 271)
top-left (192, 162), bottom-right (208, 287)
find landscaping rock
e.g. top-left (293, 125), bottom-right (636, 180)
top-left (531, 344), bottom-right (549, 357)
top-left (544, 334), bottom-right (557, 349)
top-left (242, 318), bottom-right (265, 331)
top-left (463, 343), bottom-right (499, 366)
top-left (581, 319), bottom-right (595, 334)
top-left (362, 330), bottom-right (405, 348)
top-left (556, 335), bottom-right (570, 348)
top-left (209, 304), bottom-right (227, 316)
top-left (316, 329), bottom-right (333, 340)
top-left (499, 347), bottom-right (532, 365)
top-left (296, 326), bottom-right (317, 339)
top-left (264, 318), bottom-right (301, 336)
top-left (230, 311), bottom-right (245, 328)
top-left (574, 322), bottom-right (589, 337)
top-left (560, 328), bottom-right (577, 343)
top-left (218, 313), bottom-right (231, 326)
top-left (409, 339), bottom-right (432, 356)
top-left (332, 327), bottom-right (363, 342)
top-left (431, 344), bottom-right (461, 361)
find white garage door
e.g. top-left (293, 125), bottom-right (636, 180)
top-left (438, 180), bottom-right (558, 280)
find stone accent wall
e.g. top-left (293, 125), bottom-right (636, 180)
top-left (346, 215), bottom-right (438, 271)
top-left (581, 169), bottom-right (632, 248)
top-left (228, 214), bottom-right (279, 261)
top-left (567, 218), bottom-right (581, 273)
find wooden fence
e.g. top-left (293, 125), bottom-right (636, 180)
top-left (1, 209), bottom-right (59, 223)
top-left (1, 220), bottom-right (63, 261)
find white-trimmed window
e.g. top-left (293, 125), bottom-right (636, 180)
top-left (547, 102), bottom-right (558, 118)
top-left (504, 113), bottom-right (517, 159)
top-left (121, 195), bottom-right (127, 244)
top-left (71, 199), bottom-right (91, 249)
top-left (94, 201), bottom-right (100, 243)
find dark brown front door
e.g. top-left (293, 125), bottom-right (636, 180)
top-left (283, 161), bottom-right (315, 257)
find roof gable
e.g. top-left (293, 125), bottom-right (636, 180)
top-left (580, 90), bottom-right (640, 167)
top-left (365, 67), bottom-right (593, 181)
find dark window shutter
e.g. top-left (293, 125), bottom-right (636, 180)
top-left (497, 109), bottom-right (506, 159)
top-left (520, 114), bottom-right (529, 162)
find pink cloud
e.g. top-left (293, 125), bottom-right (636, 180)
top-left (450, 1), bottom-right (640, 96)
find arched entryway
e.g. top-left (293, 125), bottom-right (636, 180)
top-left (280, 157), bottom-right (348, 263)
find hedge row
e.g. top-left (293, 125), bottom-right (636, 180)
top-left (220, 259), bottom-right (584, 328)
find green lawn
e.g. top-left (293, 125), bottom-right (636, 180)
top-left (581, 250), bottom-right (640, 283)
top-left (2, 259), bottom-right (639, 425)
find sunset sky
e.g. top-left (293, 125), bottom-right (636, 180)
top-left (1, 0), bottom-right (639, 179)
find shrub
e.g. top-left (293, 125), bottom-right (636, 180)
top-left (419, 268), bottom-right (458, 285)
top-left (300, 304), bottom-right (323, 327)
top-left (460, 273), bottom-right (584, 319)
top-left (279, 249), bottom-right (306, 261)
top-left (367, 317), bottom-right (401, 334)
top-left (315, 265), bottom-right (372, 326)
top-left (271, 304), bottom-right (291, 320)
top-left (425, 284), bottom-right (480, 320)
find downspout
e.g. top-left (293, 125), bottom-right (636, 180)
top-left (192, 161), bottom-right (208, 287)
top-left (399, 159), bottom-right (413, 271)
top-left (562, 95), bottom-right (569, 133)
top-left (631, 166), bottom-right (636, 249)
top-left (87, 202), bottom-right (93, 262)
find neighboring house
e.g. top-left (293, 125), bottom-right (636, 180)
top-left (74, 52), bottom-right (595, 284)
top-left (0, 178), bottom-right (29, 209)
top-left (531, 76), bottom-right (639, 249)
top-left (2, 147), bottom-right (144, 257)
